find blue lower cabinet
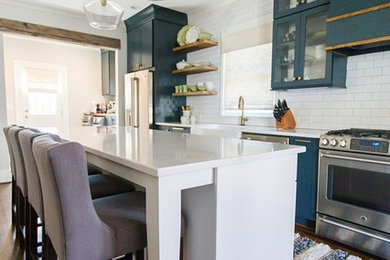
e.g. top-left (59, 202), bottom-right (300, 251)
top-left (289, 137), bottom-right (319, 228)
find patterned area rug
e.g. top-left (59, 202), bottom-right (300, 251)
top-left (294, 233), bottom-right (362, 260)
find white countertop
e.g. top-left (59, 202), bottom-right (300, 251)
top-left (156, 122), bottom-right (325, 139)
top-left (59, 126), bottom-right (305, 176)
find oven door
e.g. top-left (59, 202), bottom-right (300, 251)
top-left (318, 149), bottom-right (390, 233)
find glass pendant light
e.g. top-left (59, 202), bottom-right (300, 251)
top-left (83, 0), bottom-right (124, 30)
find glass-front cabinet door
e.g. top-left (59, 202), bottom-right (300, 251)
top-left (274, 0), bottom-right (329, 19)
top-left (299, 5), bottom-right (332, 85)
top-left (272, 14), bottom-right (301, 88)
top-left (271, 4), bottom-right (345, 90)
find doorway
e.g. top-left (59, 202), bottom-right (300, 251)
top-left (13, 60), bottom-right (68, 131)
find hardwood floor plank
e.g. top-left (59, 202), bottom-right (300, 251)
top-left (0, 183), bottom-right (24, 260)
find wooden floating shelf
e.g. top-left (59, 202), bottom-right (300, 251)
top-left (172, 91), bottom-right (217, 97)
top-left (173, 39), bottom-right (219, 53)
top-left (172, 66), bottom-right (218, 75)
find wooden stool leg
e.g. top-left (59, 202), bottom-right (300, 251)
top-left (27, 203), bottom-right (39, 260)
top-left (136, 249), bottom-right (145, 260)
top-left (11, 177), bottom-right (16, 224)
top-left (16, 188), bottom-right (24, 247)
top-left (42, 234), bottom-right (57, 260)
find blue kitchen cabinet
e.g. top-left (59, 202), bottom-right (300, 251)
top-left (127, 21), bottom-right (153, 72)
top-left (272, 4), bottom-right (347, 90)
top-left (274, 0), bottom-right (329, 19)
top-left (289, 136), bottom-right (319, 228)
top-left (326, 0), bottom-right (390, 56)
top-left (125, 5), bottom-right (188, 124)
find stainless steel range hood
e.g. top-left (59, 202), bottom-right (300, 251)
top-left (325, 1), bottom-right (390, 56)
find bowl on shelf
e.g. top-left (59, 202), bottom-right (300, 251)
top-left (197, 85), bottom-right (207, 91)
top-left (176, 60), bottom-right (192, 70)
top-left (198, 32), bottom-right (212, 40)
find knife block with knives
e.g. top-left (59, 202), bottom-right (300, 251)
top-left (274, 99), bottom-right (296, 129)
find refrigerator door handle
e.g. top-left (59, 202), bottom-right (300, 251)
top-left (132, 77), bottom-right (140, 127)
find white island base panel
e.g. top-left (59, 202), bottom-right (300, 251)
top-left (181, 154), bottom-right (297, 260)
top-left (88, 152), bottom-right (297, 260)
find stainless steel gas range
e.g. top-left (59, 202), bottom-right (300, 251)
top-left (316, 129), bottom-right (390, 259)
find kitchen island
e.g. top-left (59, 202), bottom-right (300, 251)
top-left (62, 126), bottom-right (305, 260)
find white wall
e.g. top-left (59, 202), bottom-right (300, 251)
top-left (187, 0), bottom-right (390, 130)
top-left (0, 0), bottom-right (127, 182)
top-left (0, 34), bottom-right (11, 182)
top-left (3, 35), bottom-right (105, 127)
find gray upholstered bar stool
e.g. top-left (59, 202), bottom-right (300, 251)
top-left (19, 129), bottom-right (139, 259)
top-left (2, 126), bottom-right (17, 225)
top-left (33, 134), bottom-right (146, 260)
top-left (8, 126), bottom-right (27, 247)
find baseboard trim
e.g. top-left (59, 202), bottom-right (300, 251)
top-left (0, 170), bottom-right (12, 183)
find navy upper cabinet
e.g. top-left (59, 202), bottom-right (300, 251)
top-left (127, 21), bottom-right (153, 72)
top-left (289, 136), bottom-right (319, 228)
top-left (125, 5), bottom-right (188, 124)
top-left (274, 0), bottom-right (329, 19)
top-left (272, 4), bottom-right (347, 90)
top-left (326, 0), bottom-right (390, 56)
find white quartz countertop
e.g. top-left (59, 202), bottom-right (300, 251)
top-left (156, 122), bottom-right (325, 139)
top-left (59, 126), bottom-right (305, 177)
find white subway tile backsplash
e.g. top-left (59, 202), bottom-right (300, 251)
top-left (364, 67), bottom-right (382, 76)
top-left (374, 58), bottom-right (390, 68)
top-left (187, 0), bottom-right (390, 131)
top-left (357, 60), bottom-right (374, 69)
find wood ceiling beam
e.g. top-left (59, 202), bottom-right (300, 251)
top-left (0, 17), bottom-right (121, 50)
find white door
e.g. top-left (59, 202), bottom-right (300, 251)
top-left (14, 61), bottom-right (68, 130)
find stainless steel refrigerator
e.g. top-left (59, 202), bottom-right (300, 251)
top-left (124, 69), bottom-right (153, 128)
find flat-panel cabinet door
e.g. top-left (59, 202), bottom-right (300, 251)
top-left (298, 5), bottom-right (332, 87)
top-left (108, 51), bottom-right (115, 95)
top-left (101, 51), bottom-right (110, 95)
top-left (289, 137), bottom-right (319, 228)
top-left (274, 0), bottom-right (329, 18)
top-left (140, 21), bottom-right (153, 70)
top-left (127, 27), bottom-right (141, 72)
top-left (272, 14), bottom-right (301, 89)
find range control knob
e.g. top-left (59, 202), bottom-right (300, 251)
top-left (339, 139), bottom-right (347, 148)
top-left (321, 138), bottom-right (329, 146)
top-left (330, 139), bottom-right (338, 147)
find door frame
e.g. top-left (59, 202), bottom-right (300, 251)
top-left (13, 60), bottom-right (69, 130)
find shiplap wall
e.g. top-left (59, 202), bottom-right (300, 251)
top-left (187, 0), bottom-right (390, 130)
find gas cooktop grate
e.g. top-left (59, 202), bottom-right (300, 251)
top-left (326, 128), bottom-right (390, 139)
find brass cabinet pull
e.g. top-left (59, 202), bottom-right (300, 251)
top-left (297, 76), bottom-right (302, 80)
top-left (296, 0), bottom-right (300, 6)
top-left (172, 127), bottom-right (185, 131)
top-left (294, 139), bottom-right (311, 144)
top-left (301, 0), bottom-right (306, 4)
top-left (292, 76), bottom-right (297, 81)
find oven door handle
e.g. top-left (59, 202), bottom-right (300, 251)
top-left (321, 154), bottom-right (390, 166)
top-left (319, 217), bottom-right (390, 243)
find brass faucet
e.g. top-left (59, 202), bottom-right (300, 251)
top-left (238, 96), bottom-right (248, 126)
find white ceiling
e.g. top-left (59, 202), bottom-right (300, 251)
top-left (17, 0), bottom-right (234, 20)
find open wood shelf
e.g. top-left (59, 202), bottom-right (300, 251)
top-left (172, 91), bottom-right (217, 97)
top-left (173, 39), bottom-right (219, 53)
top-left (172, 66), bottom-right (218, 75)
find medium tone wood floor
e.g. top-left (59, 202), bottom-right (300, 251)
top-left (0, 183), bottom-right (385, 260)
top-left (0, 183), bottom-right (24, 260)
